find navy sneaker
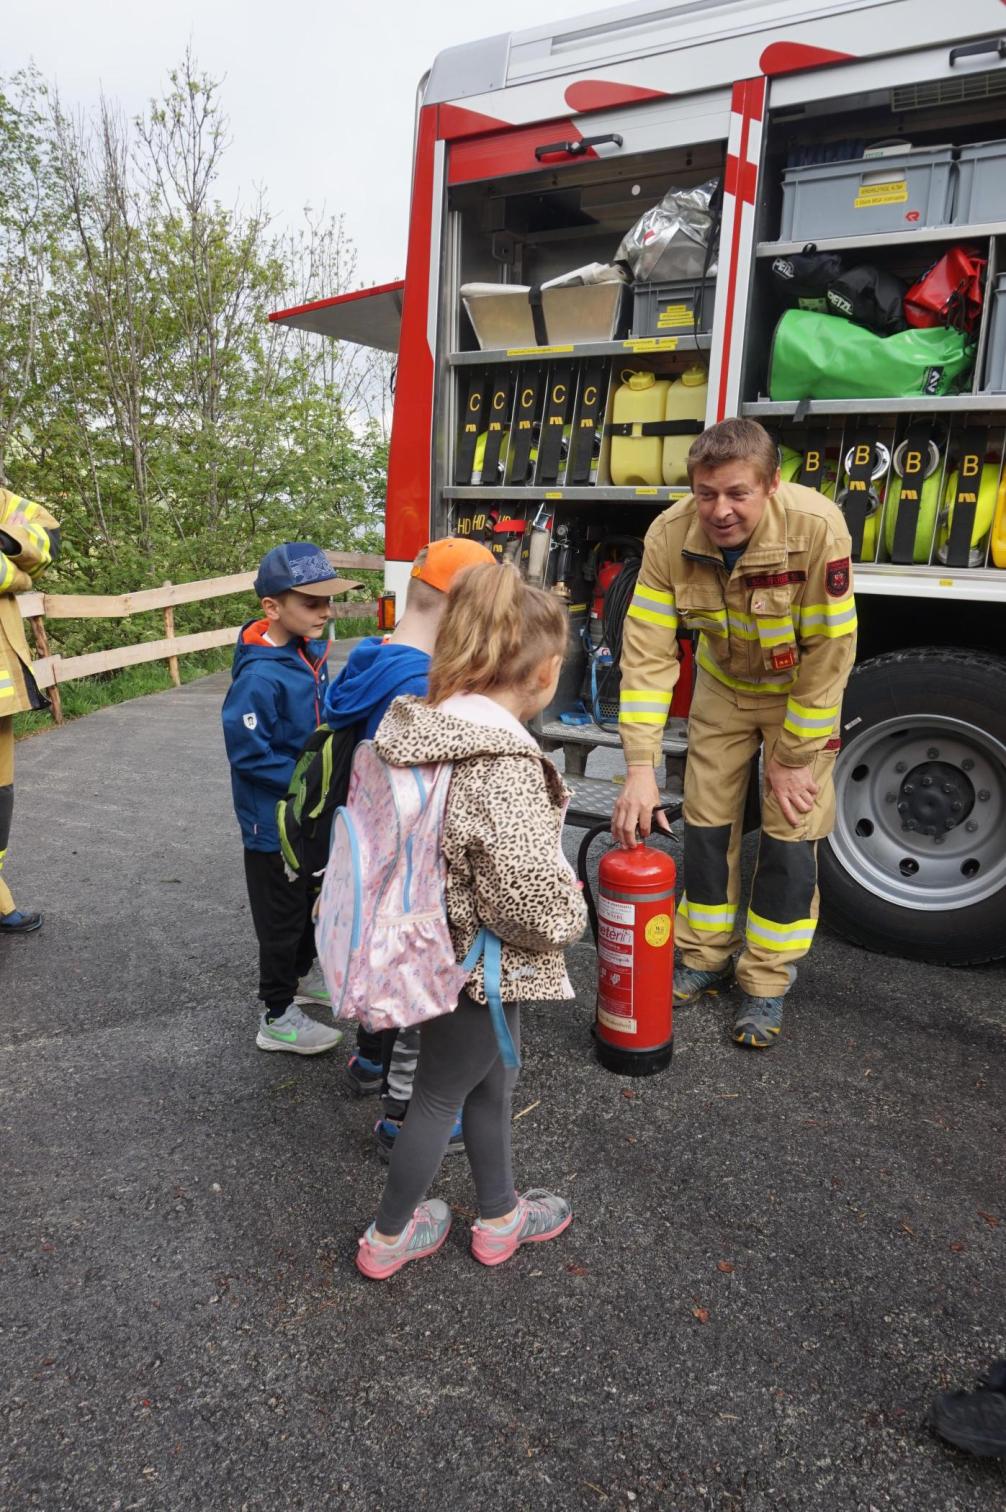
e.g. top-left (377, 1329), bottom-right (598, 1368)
top-left (374, 1110), bottom-right (466, 1164)
top-left (0, 909), bottom-right (43, 935)
top-left (733, 994), bottom-right (784, 1049)
top-left (673, 960), bottom-right (734, 1006)
top-left (346, 1053), bottom-right (383, 1096)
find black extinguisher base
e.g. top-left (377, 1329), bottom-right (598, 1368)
top-left (593, 1032), bottom-right (673, 1077)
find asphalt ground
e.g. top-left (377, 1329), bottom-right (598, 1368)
top-left (2, 664), bottom-right (1005, 1512)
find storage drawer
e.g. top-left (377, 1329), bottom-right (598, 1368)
top-left (955, 139), bottom-right (1006, 227)
top-left (631, 278), bottom-right (716, 338)
top-left (779, 148), bottom-right (954, 240)
top-left (981, 271), bottom-right (1006, 394)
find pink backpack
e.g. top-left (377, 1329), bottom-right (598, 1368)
top-left (314, 741), bottom-right (516, 1065)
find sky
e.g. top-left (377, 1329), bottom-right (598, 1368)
top-left (6, 0), bottom-right (593, 293)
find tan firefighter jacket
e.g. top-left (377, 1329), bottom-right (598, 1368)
top-left (0, 488), bottom-right (60, 715)
top-left (619, 482), bottom-right (856, 770)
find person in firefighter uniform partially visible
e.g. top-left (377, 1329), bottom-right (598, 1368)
top-left (612, 417), bottom-right (856, 1049)
top-left (0, 486), bottom-right (60, 934)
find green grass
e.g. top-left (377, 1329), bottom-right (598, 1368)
top-left (13, 619), bottom-right (375, 740)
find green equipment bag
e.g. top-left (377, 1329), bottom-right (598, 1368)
top-left (276, 722), bottom-right (360, 887)
top-left (768, 310), bottom-right (974, 402)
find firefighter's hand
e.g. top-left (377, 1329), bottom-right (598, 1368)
top-left (765, 756), bottom-right (819, 828)
top-left (611, 766), bottom-right (672, 849)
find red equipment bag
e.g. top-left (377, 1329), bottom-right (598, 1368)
top-left (904, 247), bottom-right (986, 335)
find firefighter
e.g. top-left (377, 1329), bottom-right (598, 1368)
top-left (612, 418), bottom-right (856, 1049)
top-left (0, 486), bottom-right (60, 934)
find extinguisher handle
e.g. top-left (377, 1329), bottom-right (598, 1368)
top-left (576, 803), bottom-right (682, 945)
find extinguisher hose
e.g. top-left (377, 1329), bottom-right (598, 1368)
top-left (576, 803), bottom-right (683, 945)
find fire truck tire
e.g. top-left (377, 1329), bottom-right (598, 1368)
top-left (819, 647), bottom-right (1006, 964)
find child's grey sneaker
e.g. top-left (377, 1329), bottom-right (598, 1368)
top-left (356, 1200), bottom-right (452, 1279)
top-left (256, 1004), bottom-right (343, 1055)
top-left (733, 994), bottom-right (784, 1049)
top-left (673, 960), bottom-right (735, 1006)
top-left (293, 963), bottom-right (331, 1006)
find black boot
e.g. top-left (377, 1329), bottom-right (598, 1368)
top-left (929, 1360), bottom-right (1006, 1457)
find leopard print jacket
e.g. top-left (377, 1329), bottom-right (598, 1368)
top-left (374, 695), bottom-right (587, 1003)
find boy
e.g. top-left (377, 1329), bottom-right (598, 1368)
top-left (323, 537), bottom-right (495, 1154)
top-left (222, 542), bottom-right (345, 1054)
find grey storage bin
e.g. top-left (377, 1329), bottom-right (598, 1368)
top-left (981, 271), bottom-right (1006, 393)
top-left (779, 148), bottom-right (954, 240)
top-left (955, 140), bottom-right (1006, 226)
top-left (631, 278), bottom-right (716, 338)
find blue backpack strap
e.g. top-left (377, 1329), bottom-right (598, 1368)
top-left (460, 928), bottom-right (520, 1070)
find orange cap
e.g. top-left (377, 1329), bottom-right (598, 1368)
top-left (411, 537), bottom-right (496, 592)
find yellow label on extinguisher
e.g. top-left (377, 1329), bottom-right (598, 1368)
top-left (644, 913), bottom-right (672, 948)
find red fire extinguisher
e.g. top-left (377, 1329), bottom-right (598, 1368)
top-left (579, 817), bottom-right (678, 1076)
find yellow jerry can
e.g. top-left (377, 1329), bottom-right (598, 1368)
top-left (661, 364), bottom-right (708, 486)
top-left (609, 370), bottom-right (671, 486)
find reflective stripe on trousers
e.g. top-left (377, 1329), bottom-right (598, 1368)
top-left (676, 679), bottom-right (837, 998)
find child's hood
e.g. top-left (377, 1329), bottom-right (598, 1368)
top-left (374, 694), bottom-right (560, 783)
top-left (323, 637), bottom-right (430, 729)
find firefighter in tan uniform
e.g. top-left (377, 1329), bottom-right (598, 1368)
top-left (613, 418), bottom-right (856, 1048)
top-left (0, 487), bottom-right (60, 934)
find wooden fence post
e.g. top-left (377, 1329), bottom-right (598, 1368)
top-left (163, 583), bottom-right (181, 688)
top-left (29, 614), bottom-right (63, 725)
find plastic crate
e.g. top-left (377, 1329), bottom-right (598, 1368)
top-left (954, 139), bottom-right (1006, 226)
top-left (461, 280), bottom-right (626, 350)
top-left (779, 147), bottom-right (954, 240)
top-left (981, 271), bottom-right (1006, 393)
top-left (631, 278), bottom-right (716, 338)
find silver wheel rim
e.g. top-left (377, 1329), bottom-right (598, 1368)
top-left (829, 713), bottom-right (1006, 911)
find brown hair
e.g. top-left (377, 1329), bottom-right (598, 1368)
top-left (427, 562), bottom-right (567, 704)
top-left (686, 417), bottom-right (779, 488)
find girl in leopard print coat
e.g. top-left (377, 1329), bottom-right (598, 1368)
top-left (356, 563), bottom-right (587, 1281)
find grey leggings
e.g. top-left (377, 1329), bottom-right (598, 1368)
top-left (375, 992), bottom-right (521, 1236)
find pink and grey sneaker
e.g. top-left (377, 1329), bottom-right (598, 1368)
top-left (355, 1199), bottom-right (451, 1280)
top-left (470, 1189), bottom-right (572, 1268)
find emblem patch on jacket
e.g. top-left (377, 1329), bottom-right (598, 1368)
top-left (243, 712), bottom-right (258, 730)
top-left (826, 558), bottom-right (850, 598)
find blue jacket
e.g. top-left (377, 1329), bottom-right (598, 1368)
top-left (222, 620), bottom-right (329, 852)
top-left (323, 636), bottom-right (431, 740)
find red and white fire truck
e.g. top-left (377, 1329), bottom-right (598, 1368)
top-left (272, 0), bottom-right (1006, 965)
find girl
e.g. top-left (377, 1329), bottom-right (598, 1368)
top-left (356, 562), bottom-right (588, 1279)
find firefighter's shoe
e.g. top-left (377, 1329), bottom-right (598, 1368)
top-left (929, 1360), bottom-right (1006, 1458)
top-left (0, 908), bottom-right (43, 935)
top-left (374, 1110), bottom-right (466, 1164)
top-left (256, 1004), bottom-right (343, 1055)
top-left (673, 961), bottom-right (734, 1006)
top-left (345, 1053), bottom-right (383, 1095)
top-left (733, 994), bottom-right (784, 1049)
top-left (471, 1189), bottom-right (572, 1267)
top-left (356, 1200), bottom-right (452, 1281)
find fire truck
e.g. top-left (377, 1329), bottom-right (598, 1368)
top-left (271, 0), bottom-right (1006, 965)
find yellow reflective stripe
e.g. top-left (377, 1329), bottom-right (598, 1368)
top-left (725, 612), bottom-right (758, 641)
top-left (619, 710), bottom-right (669, 725)
top-left (621, 688), bottom-right (673, 708)
top-left (0, 556), bottom-right (17, 593)
top-left (783, 696), bottom-right (839, 738)
top-left (697, 638), bottom-right (796, 696)
top-left (627, 604), bottom-right (678, 629)
top-left (632, 584), bottom-right (674, 606)
top-left (746, 908), bottom-right (818, 952)
top-left (755, 616), bottom-right (795, 647)
top-left (797, 597), bottom-right (857, 639)
top-left (679, 895), bottom-right (737, 932)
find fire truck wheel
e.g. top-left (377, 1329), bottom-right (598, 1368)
top-left (819, 647), bottom-right (1006, 965)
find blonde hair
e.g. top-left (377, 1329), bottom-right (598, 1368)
top-left (427, 562), bottom-right (567, 704)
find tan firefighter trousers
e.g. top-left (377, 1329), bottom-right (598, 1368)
top-left (0, 715), bottom-right (15, 914)
top-left (676, 676), bottom-right (838, 999)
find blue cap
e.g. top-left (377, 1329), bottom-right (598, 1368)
top-left (254, 542), bottom-right (344, 599)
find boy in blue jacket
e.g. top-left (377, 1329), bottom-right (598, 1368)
top-left (222, 542), bottom-right (345, 1054)
top-left (323, 538), bottom-right (495, 1153)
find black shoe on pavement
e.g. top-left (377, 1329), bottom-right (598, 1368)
top-left (0, 909), bottom-right (43, 935)
top-left (929, 1360), bottom-right (1006, 1457)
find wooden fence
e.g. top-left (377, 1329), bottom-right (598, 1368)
top-left (16, 550), bottom-right (384, 724)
